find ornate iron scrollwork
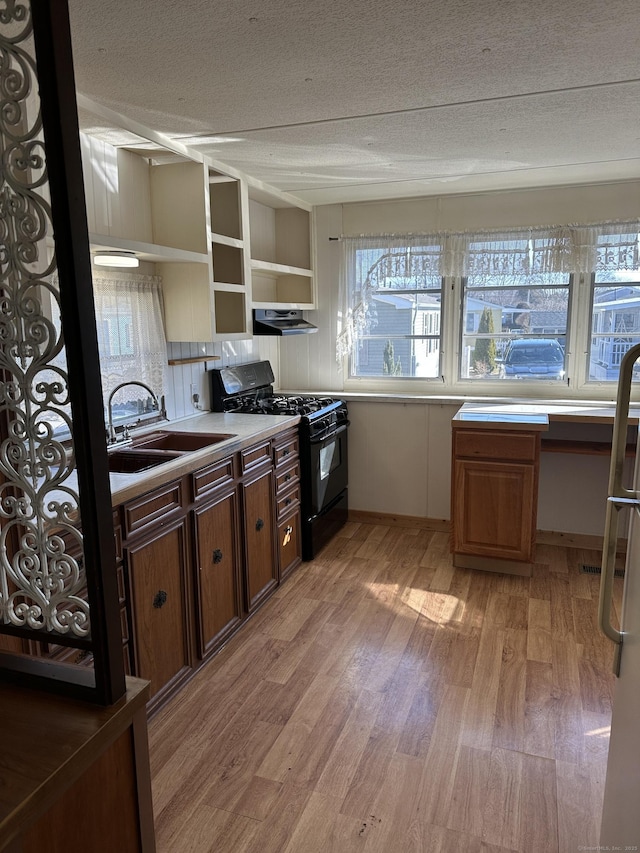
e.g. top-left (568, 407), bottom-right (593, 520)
top-left (0, 2), bottom-right (89, 638)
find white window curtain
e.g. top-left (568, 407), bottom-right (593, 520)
top-left (337, 234), bottom-right (442, 362)
top-left (573, 222), bottom-right (640, 274)
top-left (337, 222), bottom-right (640, 361)
top-left (92, 271), bottom-right (167, 400)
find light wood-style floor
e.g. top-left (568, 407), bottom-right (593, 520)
top-left (148, 522), bottom-right (622, 853)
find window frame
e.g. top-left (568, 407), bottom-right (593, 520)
top-left (342, 228), bottom-right (640, 400)
top-left (346, 242), bottom-right (446, 383)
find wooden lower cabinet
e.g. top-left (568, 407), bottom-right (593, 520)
top-left (126, 516), bottom-right (192, 706)
top-left (451, 426), bottom-right (540, 573)
top-left (114, 429), bottom-right (302, 714)
top-left (242, 466), bottom-right (277, 610)
top-left (453, 458), bottom-right (536, 561)
top-left (194, 488), bottom-right (242, 656)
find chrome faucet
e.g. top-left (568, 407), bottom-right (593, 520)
top-left (107, 381), bottom-right (167, 443)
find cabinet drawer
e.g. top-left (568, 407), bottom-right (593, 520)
top-left (275, 461), bottom-right (300, 494)
top-left (241, 441), bottom-right (272, 474)
top-left (123, 479), bottom-right (184, 538)
top-left (192, 456), bottom-right (236, 500)
top-left (273, 433), bottom-right (299, 467)
top-left (276, 484), bottom-right (300, 519)
top-left (454, 429), bottom-right (538, 462)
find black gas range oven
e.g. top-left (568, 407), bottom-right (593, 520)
top-left (210, 361), bottom-right (349, 560)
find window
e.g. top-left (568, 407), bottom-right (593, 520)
top-left (341, 238), bottom-right (444, 379)
top-left (460, 236), bottom-right (570, 382)
top-left (339, 223), bottom-right (640, 393)
top-left (587, 230), bottom-right (640, 382)
top-left (92, 272), bottom-right (167, 401)
top-left (47, 272), bottom-right (167, 436)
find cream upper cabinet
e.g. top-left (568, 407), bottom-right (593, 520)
top-left (81, 128), bottom-right (315, 343)
top-left (248, 184), bottom-right (315, 309)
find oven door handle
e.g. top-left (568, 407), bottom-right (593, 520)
top-left (308, 421), bottom-right (349, 444)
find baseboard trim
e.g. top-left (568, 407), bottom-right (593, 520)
top-left (347, 510), bottom-right (617, 552)
top-left (347, 510), bottom-right (449, 532)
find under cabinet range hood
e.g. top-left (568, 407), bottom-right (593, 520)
top-left (253, 309), bottom-right (318, 335)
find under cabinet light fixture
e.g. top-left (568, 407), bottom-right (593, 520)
top-left (93, 251), bottom-right (140, 268)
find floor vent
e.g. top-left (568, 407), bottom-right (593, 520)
top-left (580, 563), bottom-right (626, 579)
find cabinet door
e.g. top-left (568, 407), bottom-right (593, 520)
top-left (453, 459), bottom-right (536, 562)
top-left (242, 467), bottom-right (277, 610)
top-left (194, 489), bottom-right (242, 656)
top-left (126, 517), bottom-right (191, 703)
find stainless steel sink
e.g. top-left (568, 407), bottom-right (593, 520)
top-left (106, 448), bottom-right (182, 474)
top-left (131, 430), bottom-right (236, 452)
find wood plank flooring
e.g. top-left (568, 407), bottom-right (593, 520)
top-left (148, 523), bottom-right (622, 853)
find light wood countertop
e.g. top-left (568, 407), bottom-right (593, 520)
top-left (108, 412), bottom-right (300, 505)
top-left (453, 401), bottom-right (640, 430)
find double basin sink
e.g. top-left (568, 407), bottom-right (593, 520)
top-left (107, 430), bottom-right (236, 474)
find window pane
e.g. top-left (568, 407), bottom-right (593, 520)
top-left (589, 273), bottom-right (640, 381)
top-left (460, 279), bottom-right (569, 380)
top-left (354, 334), bottom-right (441, 378)
top-left (349, 243), bottom-right (443, 379)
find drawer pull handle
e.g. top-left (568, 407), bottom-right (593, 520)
top-left (255, 517), bottom-right (264, 532)
top-left (282, 448), bottom-right (290, 456)
top-left (284, 473), bottom-right (292, 482)
top-left (212, 549), bottom-right (223, 564)
top-left (283, 525), bottom-right (293, 546)
top-left (153, 590), bottom-right (167, 609)
top-left (284, 498), bottom-right (292, 506)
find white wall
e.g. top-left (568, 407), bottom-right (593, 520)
top-left (278, 181), bottom-right (640, 537)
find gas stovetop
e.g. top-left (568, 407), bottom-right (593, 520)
top-left (223, 391), bottom-right (342, 417)
top-left (209, 361), bottom-right (347, 425)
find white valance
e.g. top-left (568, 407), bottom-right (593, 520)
top-left (336, 221), bottom-right (640, 361)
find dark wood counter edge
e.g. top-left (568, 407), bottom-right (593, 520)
top-left (0, 676), bottom-right (150, 851)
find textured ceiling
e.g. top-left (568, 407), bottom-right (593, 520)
top-left (68, 0), bottom-right (640, 204)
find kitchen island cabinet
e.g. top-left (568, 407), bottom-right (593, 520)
top-left (451, 425), bottom-right (542, 575)
top-left (449, 401), bottom-right (640, 574)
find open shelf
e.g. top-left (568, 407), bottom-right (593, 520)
top-left (149, 161), bottom-right (208, 254)
top-left (251, 270), bottom-right (314, 307)
top-left (209, 170), bottom-right (242, 240)
top-left (213, 290), bottom-right (247, 336)
top-left (248, 194), bottom-right (314, 308)
top-left (212, 241), bottom-right (244, 286)
top-left (159, 262), bottom-right (214, 342)
top-left (90, 233), bottom-right (208, 265)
